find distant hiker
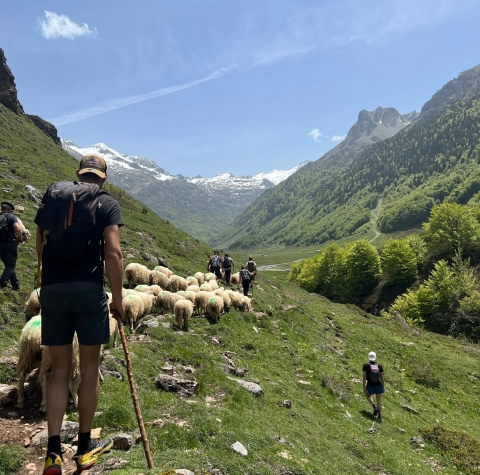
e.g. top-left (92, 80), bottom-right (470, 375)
top-left (0, 201), bottom-right (24, 291)
top-left (35, 154), bottom-right (124, 475)
top-left (245, 256), bottom-right (257, 292)
top-left (208, 250), bottom-right (223, 279)
top-left (363, 351), bottom-right (384, 423)
top-left (223, 253), bottom-right (234, 286)
top-left (240, 265), bottom-right (252, 296)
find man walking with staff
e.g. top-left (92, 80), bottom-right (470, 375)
top-left (35, 154), bottom-right (125, 475)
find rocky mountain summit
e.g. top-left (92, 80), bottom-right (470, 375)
top-left (303, 107), bottom-right (418, 171)
top-left (61, 140), bottom-right (307, 244)
top-left (0, 48), bottom-right (60, 145)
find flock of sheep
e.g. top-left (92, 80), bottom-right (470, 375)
top-left (15, 262), bottom-right (252, 410)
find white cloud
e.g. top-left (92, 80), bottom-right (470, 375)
top-left (308, 129), bottom-right (325, 142)
top-left (38, 11), bottom-right (96, 40)
top-left (50, 67), bottom-right (231, 126)
top-left (331, 135), bottom-right (346, 142)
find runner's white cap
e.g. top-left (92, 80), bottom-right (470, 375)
top-left (368, 351), bottom-right (376, 361)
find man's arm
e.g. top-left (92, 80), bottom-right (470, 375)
top-left (104, 224), bottom-right (125, 320)
top-left (12, 221), bottom-right (22, 243)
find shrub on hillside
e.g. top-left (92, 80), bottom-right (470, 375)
top-left (404, 233), bottom-right (427, 268)
top-left (0, 445), bottom-right (26, 475)
top-left (423, 202), bottom-right (480, 256)
top-left (381, 239), bottom-right (418, 285)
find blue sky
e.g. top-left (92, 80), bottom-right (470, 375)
top-left (1, 1), bottom-right (480, 178)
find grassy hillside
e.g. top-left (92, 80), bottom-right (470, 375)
top-left (216, 93), bottom-right (480, 250)
top-left (3, 271), bottom-right (480, 474)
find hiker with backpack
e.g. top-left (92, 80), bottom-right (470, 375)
top-left (245, 256), bottom-right (257, 293)
top-left (240, 265), bottom-right (253, 296)
top-left (0, 201), bottom-right (24, 291)
top-left (363, 351), bottom-right (384, 423)
top-left (222, 253), bottom-right (234, 286)
top-left (207, 250), bottom-right (223, 279)
top-left (34, 154), bottom-right (125, 475)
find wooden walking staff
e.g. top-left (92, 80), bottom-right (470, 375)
top-left (113, 310), bottom-right (154, 470)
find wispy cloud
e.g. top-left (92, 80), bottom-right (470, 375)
top-left (38, 11), bottom-right (96, 40)
top-left (308, 130), bottom-right (346, 143)
top-left (50, 67), bottom-right (231, 126)
top-left (308, 129), bottom-right (324, 142)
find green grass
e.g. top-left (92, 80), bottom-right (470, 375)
top-left (45, 271), bottom-right (479, 474)
top-left (0, 445), bottom-right (26, 475)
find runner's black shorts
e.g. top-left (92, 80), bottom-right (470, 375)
top-left (40, 282), bottom-right (110, 346)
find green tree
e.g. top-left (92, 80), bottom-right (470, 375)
top-left (335, 240), bottom-right (381, 300)
top-left (381, 239), bottom-right (417, 285)
top-left (423, 202), bottom-right (480, 255)
top-left (404, 234), bottom-right (427, 266)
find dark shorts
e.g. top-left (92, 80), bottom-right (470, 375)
top-left (40, 282), bottom-right (109, 346)
top-left (366, 384), bottom-right (384, 395)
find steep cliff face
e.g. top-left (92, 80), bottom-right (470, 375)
top-left (26, 114), bottom-right (61, 145)
top-left (0, 48), bottom-right (61, 145)
top-left (0, 48), bottom-right (24, 115)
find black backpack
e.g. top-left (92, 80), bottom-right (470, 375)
top-left (247, 261), bottom-right (256, 272)
top-left (224, 257), bottom-right (232, 269)
top-left (211, 255), bottom-right (220, 268)
top-left (369, 363), bottom-right (381, 383)
top-left (241, 269), bottom-right (250, 281)
top-left (37, 181), bottom-right (102, 260)
top-left (0, 214), bottom-right (9, 242)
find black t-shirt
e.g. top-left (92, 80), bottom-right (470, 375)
top-left (35, 193), bottom-right (123, 285)
top-left (223, 257), bottom-right (232, 269)
top-left (0, 212), bottom-right (19, 243)
top-left (363, 362), bottom-right (384, 386)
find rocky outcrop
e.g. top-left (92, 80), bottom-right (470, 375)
top-left (304, 106), bottom-right (418, 171)
top-left (26, 114), bottom-right (61, 145)
top-left (0, 48), bottom-right (24, 115)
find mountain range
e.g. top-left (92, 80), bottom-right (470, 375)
top-left (216, 64), bottom-right (480, 249)
top-left (61, 104), bottom-right (417, 245)
top-left (61, 140), bottom-right (307, 244)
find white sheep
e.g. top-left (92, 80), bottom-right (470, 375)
top-left (209, 279), bottom-right (219, 290)
top-left (205, 272), bottom-right (217, 282)
top-left (25, 288), bottom-right (41, 318)
top-left (150, 270), bottom-right (170, 289)
top-left (154, 265), bottom-right (173, 278)
top-left (168, 275), bottom-right (189, 292)
top-left (156, 291), bottom-right (186, 315)
top-left (176, 290), bottom-right (197, 305)
top-left (194, 272), bottom-right (205, 285)
top-left (207, 295), bottom-right (224, 323)
top-left (194, 291), bottom-right (214, 317)
top-left (215, 289), bottom-right (231, 313)
top-left (16, 315), bottom-right (43, 408)
top-left (174, 299), bottom-right (194, 331)
top-left (226, 289), bottom-right (243, 311)
top-left (200, 283), bottom-right (214, 292)
top-left (230, 272), bottom-right (241, 285)
top-left (122, 293), bottom-right (145, 331)
top-left (16, 217), bottom-right (31, 242)
top-left (186, 284), bottom-right (200, 293)
top-left (186, 276), bottom-right (199, 287)
top-left (125, 263), bottom-right (151, 288)
top-left (38, 335), bottom-right (81, 412)
top-left (239, 295), bottom-right (253, 312)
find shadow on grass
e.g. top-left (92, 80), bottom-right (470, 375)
top-left (359, 409), bottom-right (376, 421)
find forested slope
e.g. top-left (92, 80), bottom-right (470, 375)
top-left (217, 93), bottom-right (480, 249)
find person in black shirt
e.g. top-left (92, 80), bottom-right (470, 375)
top-left (362, 351), bottom-right (384, 423)
top-left (222, 253), bottom-right (234, 286)
top-left (0, 201), bottom-right (23, 290)
top-left (240, 265), bottom-right (252, 296)
top-left (35, 154), bottom-right (125, 475)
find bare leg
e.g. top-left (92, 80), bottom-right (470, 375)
top-left (375, 394), bottom-right (382, 416)
top-left (47, 345), bottom-right (73, 436)
top-left (78, 344), bottom-right (102, 433)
